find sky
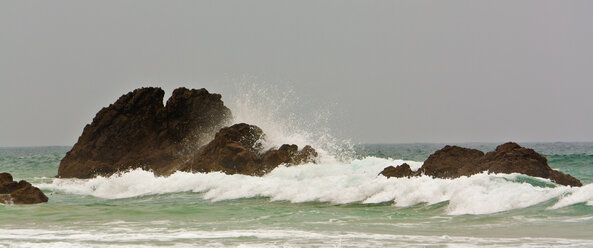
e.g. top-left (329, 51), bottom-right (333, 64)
top-left (1, 0), bottom-right (592, 147)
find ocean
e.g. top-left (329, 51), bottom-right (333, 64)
top-left (1, 143), bottom-right (593, 247)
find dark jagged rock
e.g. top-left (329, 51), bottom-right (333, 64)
top-left (0, 172), bottom-right (48, 204)
top-left (169, 123), bottom-right (318, 176)
top-left (59, 87), bottom-right (318, 178)
top-left (480, 143), bottom-right (582, 187)
top-left (296, 145), bottom-right (319, 164)
top-left (262, 145), bottom-right (318, 169)
top-left (418, 145), bottom-right (485, 178)
top-left (0, 173), bottom-right (12, 185)
top-left (262, 144), bottom-right (299, 168)
top-left (380, 142), bottom-right (582, 187)
top-left (58, 87), bottom-right (232, 178)
top-left (167, 123), bottom-right (265, 175)
top-left (379, 163), bottom-right (413, 178)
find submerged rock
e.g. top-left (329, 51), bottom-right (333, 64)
top-left (58, 87), bottom-right (318, 179)
top-left (0, 172), bottom-right (48, 204)
top-left (379, 163), bottom-right (413, 178)
top-left (380, 142), bottom-right (582, 187)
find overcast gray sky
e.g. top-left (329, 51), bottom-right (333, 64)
top-left (1, 0), bottom-right (592, 146)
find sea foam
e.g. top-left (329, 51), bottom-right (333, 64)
top-left (551, 183), bottom-right (593, 209)
top-left (4, 227), bottom-right (592, 248)
top-left (38, 156), bottom-right (591, 215)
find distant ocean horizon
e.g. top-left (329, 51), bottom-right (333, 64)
top-left (2, 142), bottom-right (593, 247)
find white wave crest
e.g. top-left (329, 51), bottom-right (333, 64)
top-left (38, 157), bottom-right (591, 215)
top-left (550, 183), bottom-right (593, 209)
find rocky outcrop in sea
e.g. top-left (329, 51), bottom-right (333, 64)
top-left (380, 142), bottom-right (582, 187)
top-left (58, 87), bottom-right (580, 190)
top-left (58, 87), bottom-right (318, 178)
top-left (0, 172), bottom-right (48, 204)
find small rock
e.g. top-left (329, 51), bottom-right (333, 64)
top-left (379, 163), bottom-right (413, 178)
top-left (0, 172), bottom-right (48, 204)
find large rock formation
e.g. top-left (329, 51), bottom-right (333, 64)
top-left (58, 87), bottom-right (232, 178)
top-left (1, 172), bottom-right (48, 204)
top-left (58, 87), bottom-right (318, 178)
top-left (380, 142), bottom-right (582, 187)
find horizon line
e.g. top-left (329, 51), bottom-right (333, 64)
top-left (3, 141), bottom-right (593, 149)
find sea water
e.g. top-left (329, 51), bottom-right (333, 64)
top-left (1, 143), bottom-right (593, 247)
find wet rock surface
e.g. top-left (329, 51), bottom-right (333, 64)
top-left (381, 142), bottom-right (582, 187)
top-left (379, 163), bottom-right (413, 178)
top-left (0, 172), bottom-right (48, 204)
top-left (58, 87), bottom-right (232, 178)
top-left (58, 87), bottom-right (317, 179)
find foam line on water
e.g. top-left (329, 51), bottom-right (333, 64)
top-left (38, 157), bottom-right (592, 215)
top-left (1, 227), bottom-right (592, 247)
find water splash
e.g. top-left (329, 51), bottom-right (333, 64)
top-left (225, 77), bottom-right (354, 162)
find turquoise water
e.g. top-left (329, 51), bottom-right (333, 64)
top-left (1, 144), bottom-right (593, 247)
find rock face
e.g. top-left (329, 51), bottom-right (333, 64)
top-left (0, 172), bottom-right (48, 204)
top-left (58, 87), bottom-right (232, 178)
top-left (58, 87), bottom-right (318, 179)
top-left (419, 145), bottom-right (485, 178)
top-left (380, 142), bottom-right (582, 187)
top-left (166, 123), bottom-right (318, 176)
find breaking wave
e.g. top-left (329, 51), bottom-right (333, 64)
top-left (38, 157), bottom-right (592, 215)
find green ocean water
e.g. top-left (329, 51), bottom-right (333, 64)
top-left (1, 143), bottom-right (593, 247)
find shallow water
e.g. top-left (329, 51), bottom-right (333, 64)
top-left (1, 144), bottom-right (593, 247)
